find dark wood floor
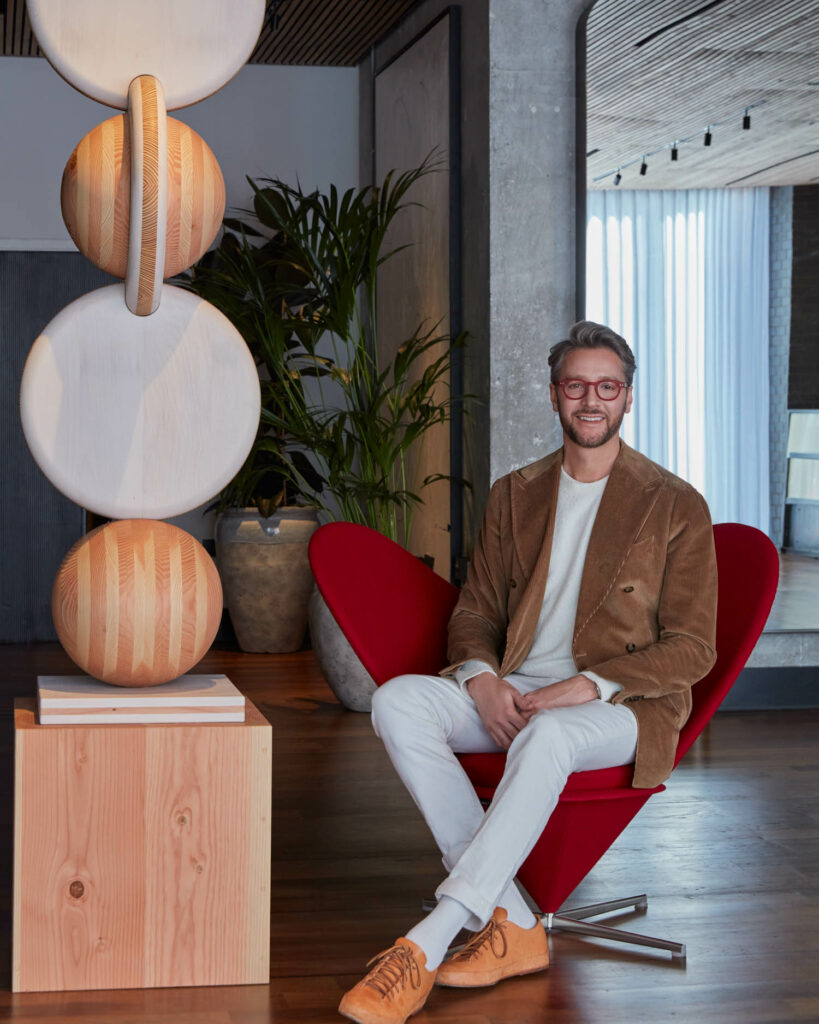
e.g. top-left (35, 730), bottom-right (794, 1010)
top-left (0, 645), bottom-right (817, 1023)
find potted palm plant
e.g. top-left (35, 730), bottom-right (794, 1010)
top-left (188, 155), bottom-right (466, 696)
top-left (186, 218), bottom-right (328, 653)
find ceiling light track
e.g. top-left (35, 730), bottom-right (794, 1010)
top-left (592, 100), bottom-right (765, 186)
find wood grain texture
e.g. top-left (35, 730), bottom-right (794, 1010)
top-left (51, 521), bottom-right (222, 687)
top-left (0, 645), bottom-right (817, 1019)
top-left (19, 283), bottom-right (261, 520)
top-left (374, 17), bottom-right (452, 575)
top-left (61, 112), bottom-right (225, 281)
top-left (126, 76), bottom-right (166, 316)
top-left (12, 697), bottom-right (271, 992)
top-left (26, 0), bottom-right (265, 111)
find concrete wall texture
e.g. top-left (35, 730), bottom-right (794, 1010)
top-left (487, 0), bottom-right (589, 485)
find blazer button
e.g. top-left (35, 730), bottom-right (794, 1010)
top-left (623, 585), bottom-right (634, 593)
top-left (509, 578), bottom-right (517, 588)
top-left (626, 642), bottom-right (636, 653)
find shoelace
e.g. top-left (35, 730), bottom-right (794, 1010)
top-left (454, 917), bottom-right (508, 962)
top-left (364, 943), bottom-right (422, 999)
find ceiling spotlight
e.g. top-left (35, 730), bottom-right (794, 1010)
top-left (614, 171), bottom-right (622, 186)
top-left (671, 144), bottom-right (679, 162)
top-left (639, 157), bottom-right (648, 176)
top-left (704, 128), bottom-right (712, 146)
top-left (742, 108), bottom-right (751, 130)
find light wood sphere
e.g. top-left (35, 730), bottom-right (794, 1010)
top-left (52, 520), bottom-right (223, 687)
top-left (61, 114), bottom-right (225, 279)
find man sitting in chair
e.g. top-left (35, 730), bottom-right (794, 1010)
top-left (339, 321), bottom-right (718, 1024)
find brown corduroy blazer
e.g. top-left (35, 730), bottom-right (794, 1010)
top-left (442, 442), bottom-right (718, 789)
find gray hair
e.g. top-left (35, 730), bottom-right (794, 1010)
top-left (548, 321), bottom-right (636, 386)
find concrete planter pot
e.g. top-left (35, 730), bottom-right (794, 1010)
top-left (215, 506), bottom-right (319, 653)
top-left (308, 587), bottom-right (377, 712)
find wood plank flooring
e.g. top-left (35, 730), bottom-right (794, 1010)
top-left (0, 645), bottom-right (817, 1023)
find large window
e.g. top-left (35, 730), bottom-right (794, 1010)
top-left (586, 187), bottom-right (770, 532)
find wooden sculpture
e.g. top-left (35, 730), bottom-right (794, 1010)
top-left (20, 0), bottom-right (266, 686)
top-left (14, 2), bottom-right (272, 1000)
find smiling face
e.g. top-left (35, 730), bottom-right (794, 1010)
top-left (550, 346), bottom-right (633, 450)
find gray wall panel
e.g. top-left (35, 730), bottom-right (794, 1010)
top-left (0, 252), bottom-right (113, 641)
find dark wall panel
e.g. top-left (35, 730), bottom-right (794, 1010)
top-left (789, 185), bottom-right (819, 410)
top-left (0, 251), bottom-right (113, 641)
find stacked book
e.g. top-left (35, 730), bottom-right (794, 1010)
top-left (37, 674), bottom-right (245, 725)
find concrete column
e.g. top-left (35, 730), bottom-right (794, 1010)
top-left (487, 0), bottom-right (590, 484)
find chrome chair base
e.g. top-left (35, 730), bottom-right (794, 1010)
top-left (542, 894), bottom-right (686, 962)
top-left (424, 892), bottom-right (686, 962)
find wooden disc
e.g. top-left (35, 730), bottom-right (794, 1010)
top-left (52, 520), bottom-right (222, 687)
top-left (61, 113), bottom-right (225, 280)
top-left (20, 284), bottom-right (261, 520)
top-left (27, 0), bottom-right (265, 111)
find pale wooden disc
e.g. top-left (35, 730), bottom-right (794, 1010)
top-left (27, 0), bottom-right (265, 111)
top-left (20, 285), bottom-right (260, 520)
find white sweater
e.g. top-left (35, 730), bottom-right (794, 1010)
top-left (454, 468), bottom-right (621, 700)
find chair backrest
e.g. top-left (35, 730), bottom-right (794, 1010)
top-left (674, 522), bottom-right (779, 764)
top-left (310, 521), bottom-right (779, 754)
top-left (308, 522), bottom-right (458, 684)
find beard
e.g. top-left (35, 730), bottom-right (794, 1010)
top-left (558, 403), bottom-right (626, 449)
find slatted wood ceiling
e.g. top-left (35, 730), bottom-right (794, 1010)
top-left (587, 0), bottom-right (819, 188)
top-left (2, 0), bottom-right (817, 187)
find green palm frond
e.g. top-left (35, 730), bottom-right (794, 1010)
top-left (184, 149), bottom-right (469, 540)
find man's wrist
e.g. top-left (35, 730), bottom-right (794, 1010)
top-left (466, 671), bottom-right (498, 696)
top-left (579, 673), bottom-right (601, 700)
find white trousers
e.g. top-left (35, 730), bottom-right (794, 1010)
top-left (371, 672), bottom-right (638, 929)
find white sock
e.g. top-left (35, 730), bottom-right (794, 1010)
top-left (406, 896), bottom-right (472, 970)
top-left (498, 882), bottom-right (537, 930)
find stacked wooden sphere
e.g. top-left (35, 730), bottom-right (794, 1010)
top-left (21, 2), bottom-right (265, 686)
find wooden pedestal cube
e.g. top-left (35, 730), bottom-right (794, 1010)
top-left (12, 697), bottom-right (272, 992)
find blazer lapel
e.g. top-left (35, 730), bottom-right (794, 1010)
top-left (501, 452), bottom-right (562, 674)
top-left (573, 443), bottom-right (663, 644)
top-left (508, 449), bottom-right (562, 579)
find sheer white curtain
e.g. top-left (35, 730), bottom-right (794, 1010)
top-left (586, 187), bottom-right (770, 532)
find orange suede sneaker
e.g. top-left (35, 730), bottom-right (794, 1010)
top-left (436, 907), bottom-right (549, 988)
top-left (338, 937), bottom-right (437, 1024)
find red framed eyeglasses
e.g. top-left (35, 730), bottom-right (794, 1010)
top-left (556, 379), bottom-right (629, 401)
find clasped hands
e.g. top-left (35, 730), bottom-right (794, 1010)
top-left (466, 671), bottom-right (599, 750)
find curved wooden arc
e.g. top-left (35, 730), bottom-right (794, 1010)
top-left (125, 76), bottom-right (167, 316)
top-left (26, 0), bottom-right (265, 111)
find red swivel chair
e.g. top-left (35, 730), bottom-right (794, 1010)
top-left (309, 521), bottom-right (779, 961)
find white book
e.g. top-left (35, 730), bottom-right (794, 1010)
top-left (37, 674), bottom-right (246, 725)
